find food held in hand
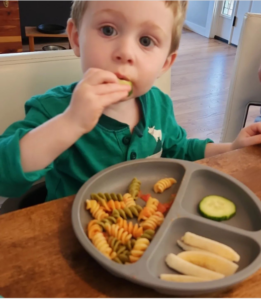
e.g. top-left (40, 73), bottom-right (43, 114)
top-left (198, 195), bottom-right (236, 221)
top-left (118, 79), bottom-right (133, 96)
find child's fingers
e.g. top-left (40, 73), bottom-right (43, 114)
top-left (100, 91), bottom-right (129, 107)
top-left (83, 68), bottom-right (119, 85)
top-left (94, 83), bottom-right (131, 95)
top-left (241, 134), bottom-right (261, 147)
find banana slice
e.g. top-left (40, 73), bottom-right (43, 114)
top-left (160, 274), bottom-right (213, 282)
top-left (177, 251), bottom-right (238, 276)
top-left (177, 240), bottom-right (208, 252)
top-left (165, 253), bottom-right (224, 280)
top-left (181, 232), bottom-right (240, 262)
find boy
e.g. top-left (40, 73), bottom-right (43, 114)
top-left (1, 1), bottom-right (261, 201)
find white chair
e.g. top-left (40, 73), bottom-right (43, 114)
top-left (221, 13), bottom-right (261, 142)
top-left (0, 49), bottom-right (171, 212)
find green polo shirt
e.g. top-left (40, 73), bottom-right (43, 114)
top-left (0, 83), bottom-right (213, 201)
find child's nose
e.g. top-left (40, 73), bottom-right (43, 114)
top-left (113, 40), bottom-right (134, 65)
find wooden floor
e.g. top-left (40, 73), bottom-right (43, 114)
top-left (22, 30), bottom-right (239, 143)
top-left (171, 29), bottom-right (237, 143)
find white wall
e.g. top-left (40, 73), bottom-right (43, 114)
top-left (184, 1), bottom-right (215, 38)
top-left (186, 1), bottom-right (210, 27)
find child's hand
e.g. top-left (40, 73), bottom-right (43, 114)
top-left (64, 68), bottom-right (131, 134)
top-left (231, 123), bottom-right (261, 150)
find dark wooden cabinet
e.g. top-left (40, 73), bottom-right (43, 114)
top-left (0, 1), bottom-right (22, 53)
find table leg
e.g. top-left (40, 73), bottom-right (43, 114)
top-left (29, 37), bottom-right (35, 52)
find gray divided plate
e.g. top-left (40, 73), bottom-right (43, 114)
top-left (71, 158), bottom-right (261, 296)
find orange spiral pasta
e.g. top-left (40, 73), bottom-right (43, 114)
top-left (153, 178), bottom-right (177, 193)
top-left (92, 232), bottom-right (117, 259)
top-left (129, 238), bottom-right (150, 263)
top-left (138, 197), bottom-right (159, 221)
top-left (86, 200), bottom-right (109, 220)
top-left (117, 217), bottom-right (143, 238)
top-left (87, 219), bottom-right (103, 239)
top-left (123, 193), bottom-right (136, 208)
top-left (140, 211), bottom-right (164, 230)
top-left (104, 224), bottom-right (132, 244)
top-left (102, 200), bottom-right (126, 212)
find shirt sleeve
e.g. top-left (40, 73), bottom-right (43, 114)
top-left (0, 100), bottom-right (54, 197)
top-left (162, 96), bottom-right (213, 161)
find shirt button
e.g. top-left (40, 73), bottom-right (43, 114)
top-left (122, 136), bottom-right (130, 145)
top-left (130, 151), bottom-right (137, 160)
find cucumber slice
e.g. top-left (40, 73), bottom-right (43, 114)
top-left (198, 195), bottom-right (236, 221)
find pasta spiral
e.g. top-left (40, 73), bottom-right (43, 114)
top-left (138, 197), bottom-right (159, 221)
top-left (91, 193), bottom-right (123, 201)
top-left (104, 224), bottom-right (132, 244)
top-left (139, 229), bottom-right (155, 241)
top-left (128, 178), bottom-right (141, 199)
top-left (153, 178), bottom-right (176, 193)
top-left (112, 205), bottom-right (142, 219)
top-left (123, 193), bottom-right (136, 208)
top-left (106, 200), bottom-right (125, 211)
top-left (140, 211), bottom-right (164, 230)
top-left (129, 238), bottom-right (150, 263)
top-left (117, 217), bottom-right (143, 238)
top-left (86, 200), bottom-right (109, 220)
top-left (97, 216), bottom-right (117, 229)
top-left (92, 232), bottom-right (117, 259)
top-left (87, 220), bottom-right (103, 239)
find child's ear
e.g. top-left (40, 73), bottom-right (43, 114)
top-left (67, 18), bottom-right (80, 57)
top-left (158, 52), bottom-right (177, 78)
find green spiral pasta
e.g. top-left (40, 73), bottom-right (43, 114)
top-left (107, 236), bottom-right (127, 255)
top-left (128, 178), bottom-right (141, 199)
top-left (112, 205), bottom-right (142, 219)
top-left (97, 216), bottom-right (117, 229)
top-left (126, 239), bottom-right (136, 251)
top-left (113, 250), bottom-right (130, 264)
top-left (91, 193), bottom-right (123, 201)
top-left (139, 229), bottom-right (155, 241)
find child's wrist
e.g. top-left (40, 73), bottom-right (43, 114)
top-left (62, 110), bottom-right (88, 137)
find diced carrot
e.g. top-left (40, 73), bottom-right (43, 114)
top-left (140, 193), bottom-right (151, 202)
top-left (157, 202), bottom-right (167, 213)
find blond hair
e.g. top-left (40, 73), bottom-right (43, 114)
top-left (70, 1), bottom-right (188, 53)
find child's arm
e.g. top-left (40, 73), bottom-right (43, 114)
top-left (205, 123), bottom-right (261, 158)
top-left (204, 143), bottom-right (232, 158)
top-left (20, 68), bottom-right (131, 172)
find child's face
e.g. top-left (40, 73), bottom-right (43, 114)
top-left (68, 1), bottom-right (176, 97)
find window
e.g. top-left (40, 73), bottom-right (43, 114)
top-left (221, 0), bottom-right (234, 18)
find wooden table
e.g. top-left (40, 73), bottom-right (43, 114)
top-left (25, 26), bottom-right (70, 52)
top-left (1, 146), bottom-right (261, 297)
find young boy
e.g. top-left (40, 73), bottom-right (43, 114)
top-left (1, 1), bottom-right (261, 202)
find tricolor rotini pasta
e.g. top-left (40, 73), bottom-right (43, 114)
top-left (129, 238), bottom-right (150, 263)
top-left (123, 193), bottom-right (136, 208)
top-left (138, 197), bottom-right (159, 221)
top-left (85, 176), bottom-right (175, 264)
top-left (140, 211), bottom-right (164, 230)
top-left (128, 178), bottom-right (141, 199)
top-left (92, 232), bottom-right (117, 259)
top-left (86, 200), bottom-right (109, 221)
top-left (104, 224), bottom-right (132, 244)
top-left (117, 217), bottom-right (143, 238)
top-left (153, 178), bottom-right (177, 193)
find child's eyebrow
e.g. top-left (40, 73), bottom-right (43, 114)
top-left (140, 21), bottom-right (167, 38)
top-left (93, 9), bottom-right (127, 21)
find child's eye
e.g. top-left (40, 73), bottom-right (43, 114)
top-left (101, 26), bottom-right (116, 36)
top-left (140, 36), bottom-right (153, 47)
